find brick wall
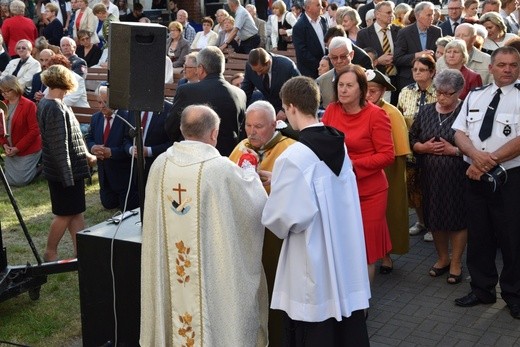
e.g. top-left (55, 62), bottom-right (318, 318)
top-left (178, 0), bottom-right (202, 22)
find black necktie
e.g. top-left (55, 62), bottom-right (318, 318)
top-left (479, 88), bottom-right (502, 141)
top-left (263, 73), bottom-right (270, 93)
top-left (419, 90), bottom-right (427, 110)
top-left (453, 21), bottom-right (459, 32)
top-left (12, 59), bottom-right (27, 77)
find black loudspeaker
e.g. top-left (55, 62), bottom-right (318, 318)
top-left (109, 22), bottom-right (166, 112)
top-left (77, 213), bottom-right (142, 347)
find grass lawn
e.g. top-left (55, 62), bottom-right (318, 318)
top-left (0, 173), bottom-right (115, 346)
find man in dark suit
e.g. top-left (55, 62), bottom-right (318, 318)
top-left (358, 0), bottom-right (384, 28)
top-left (440, 0), bottom-right (464, 36)
top-left (128, 101), bottom-right (173, 182)
top-left (85, 85), bottom-right (138, 211)
top-left (242, 48), bottom-right (300, 118)
top-left (357, 1), bottom-right (401, 103)
top-left (292, 0), bottom-right (328, 79)
top-left (165, 46), bottom-right (246, 156)
top-left (394, 1), bottom-right (441, 90)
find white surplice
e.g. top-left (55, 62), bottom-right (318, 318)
top-left (262, 142), bottom-right (371, 322)
top-left (140, 141), bottom-right (269, 346)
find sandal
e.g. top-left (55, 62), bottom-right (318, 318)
top-left (447, 273), bottom-right (463, 284)
top-left (429, 264), bottom-right (450, 277)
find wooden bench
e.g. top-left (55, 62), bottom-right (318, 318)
top-left (71, 106), bottom-right (97, 124)
top-left (164, 83), bottom-right (177, 101)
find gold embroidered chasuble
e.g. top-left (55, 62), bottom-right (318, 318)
top-left (140, 141), bottom-right (269, 347)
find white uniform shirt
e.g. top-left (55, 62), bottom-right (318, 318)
top-left (452, 82), bottom-right (520, 169)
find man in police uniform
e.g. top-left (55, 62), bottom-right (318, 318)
top-left (452, 46), bottom-right (520, 319)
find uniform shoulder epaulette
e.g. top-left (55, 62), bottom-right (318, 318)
top-left (471, 83), bottom-right (492, 92)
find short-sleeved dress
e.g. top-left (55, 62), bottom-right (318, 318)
top-left (409, 103), bottom-right (468, 231)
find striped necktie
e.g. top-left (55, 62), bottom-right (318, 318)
top-left (381, 28), bottom-right (396, 76)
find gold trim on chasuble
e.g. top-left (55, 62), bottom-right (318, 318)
top-left (161, 159), bottom-right (204, 347)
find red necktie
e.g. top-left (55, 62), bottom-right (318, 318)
top-left (141, 111), bottom-right (151, 132)
top-left (103, 115), bottom-right (112, 144)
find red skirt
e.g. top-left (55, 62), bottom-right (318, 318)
top-left (359, 189), bottom-right (392, 264)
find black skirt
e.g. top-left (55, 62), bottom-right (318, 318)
top-left (48, 179), bottom-right (86, 216)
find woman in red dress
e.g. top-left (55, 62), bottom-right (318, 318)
top-left (322, 65), bottom-right (394, 284)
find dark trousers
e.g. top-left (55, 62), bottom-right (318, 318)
top-left (237, 34), bottom-right (260, 54)
top-left (466, 167), bottom-right (520, 305)
top-left (282, 310), bottom-right (369, 347)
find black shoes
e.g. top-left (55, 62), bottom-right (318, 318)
top-left (455, 292), bottom-right (496, 307)
top-left (379, 265), bottom-right (393, 274)
top-left (508, 304), bottom-right (520, 319)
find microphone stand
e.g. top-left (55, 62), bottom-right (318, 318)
top-left (132, 110), bottom-right (146, 222)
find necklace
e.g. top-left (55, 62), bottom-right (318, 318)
top-left (437, 101), bottom-right (460, 126)
top-left (437, 109), bottom-right (457, 126)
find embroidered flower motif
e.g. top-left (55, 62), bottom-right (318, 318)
top-left (178, 312), bottom-right (195, 347)
top-left (175, 241), bottom-right (191, 285)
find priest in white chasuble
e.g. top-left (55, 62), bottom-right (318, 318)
top-left (140, 104), bottom-right (269, 347)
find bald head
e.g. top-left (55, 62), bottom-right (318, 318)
top-left (454, 23), bottom-right (477, 51)
top-left (39, 49), bottom-right (55, 69)
top-left (180, 105), bottom-right (221, 146)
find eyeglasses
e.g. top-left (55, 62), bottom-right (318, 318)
top-left (436, 90), bottom-right (457, 97)
top-left (329, 54), bottom-right (350, 62)
top-left (0, 89), bottom-right (13, 94)
top-left (183, 65), bottom-right (197, 69)
top-left (412, 67), bottom-right (430, 72)
top-left (16, 47), bottom-right (28, 51)
top-left (447, 7), bottom-right (463, 10)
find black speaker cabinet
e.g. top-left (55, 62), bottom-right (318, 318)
top-left (109, 22), bottom-right (167, 112)
top-left (77, 212), bottom-right (142, 347)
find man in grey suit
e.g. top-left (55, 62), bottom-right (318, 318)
top-left (165, 47), bottom-right (246, 156)
top-left (316, 36), bottom-right (354, 109)
top-left (394, 1), bottom-right (441, 90)
top-left (292, 0), bottom-right (328, 78)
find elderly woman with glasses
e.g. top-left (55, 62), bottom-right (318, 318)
top-left (397, 55), bottom-right (437, 240)
top-left (409, 69), bottom-right (469, 284)
top-left (167, 21), bottom-right (190, 74)
top-left (42, 3), bottom-right (64, 46)
top-left (438, 38), bottom-right (482, 100)
top-left (0, 75), bottom-right (41, 186)
top-left (1, 39), bottom-right (41, 95)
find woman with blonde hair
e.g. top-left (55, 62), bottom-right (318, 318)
top-left (166, 21), bottom-right (190, 74)
top-left (42, 3), bottom-right (64, 46)
top-left (37, 64), bottom-right (95, 261)
top-left (480, 11), bottom-right (516, 54)
top-left (268, 0), bottom-right (297, 51)
top-left (440, 39), bottom-right (482, 100)
top-left (336, 6), bottom-right (361, 43)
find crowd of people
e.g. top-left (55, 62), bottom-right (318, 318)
top-left (2, 0), bottom-right (520, 345)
